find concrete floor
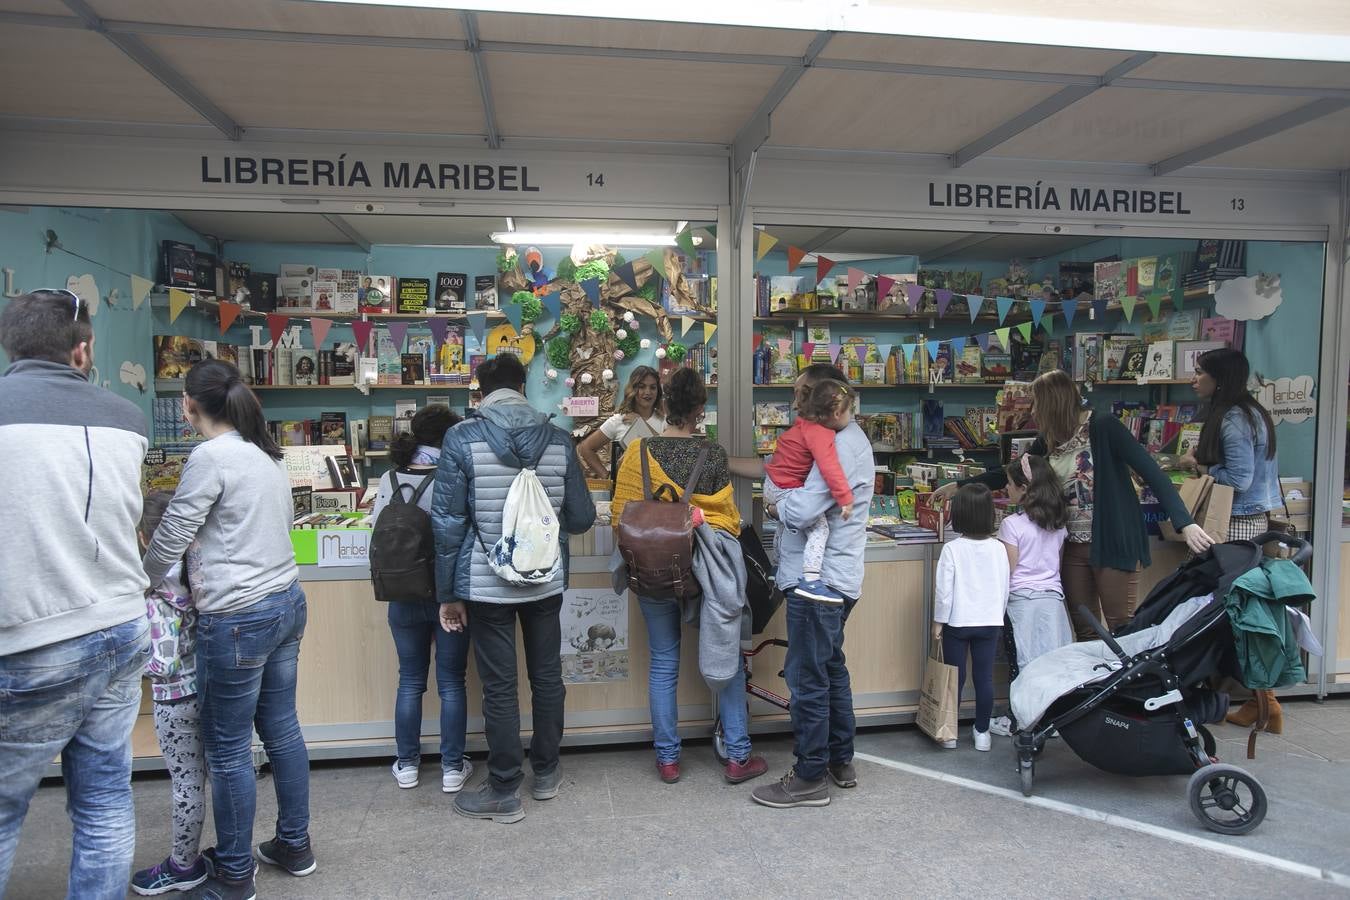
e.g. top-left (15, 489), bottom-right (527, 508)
top-left (6, 697), bottom-right (1349, 899)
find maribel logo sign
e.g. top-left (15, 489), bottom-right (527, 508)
top-left (201, 156), bottom-right (541, 192)
top-left (928, 181), bottom-right (1191, 215)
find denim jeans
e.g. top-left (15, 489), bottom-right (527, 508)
top-left (784, 594), bottom-right (857, 782)
top-left (638, 596), bottom-right (750, 764)
top-left (0, 618), bottom-right (149, 900)
top-left (466, 596), bottom-right (565, 792)
top-left (197, 582), bottom-right (309, 881)
top-left (387, 600), bottom-right (469, 771)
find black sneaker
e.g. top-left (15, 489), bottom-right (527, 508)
top-left (200, 848), bottom-right (258, 880)
top-left (454, 782), bottom-right (526, 824)
top-left (256, 837), bottom-right (317, 877)
top-left (130, 855), bottom-right (208, 895)
top-left (182, 875), bottom-right (256, 900)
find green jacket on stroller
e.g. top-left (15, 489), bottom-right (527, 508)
top-left (1222, 558), bottom-right (1315, 690)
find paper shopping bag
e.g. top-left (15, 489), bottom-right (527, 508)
top-left (916, 641), bottom-right (959, 745)
top-left (1160, 475), bottom-right (1214, 542)
top-left (1197, 482), bottom-right (1233, 544)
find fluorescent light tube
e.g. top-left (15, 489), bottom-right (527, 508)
top-left (490, 231), bottom-right (677, 246)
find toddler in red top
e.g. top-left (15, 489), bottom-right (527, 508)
top-left (764, 379), bottom-right (856, 603)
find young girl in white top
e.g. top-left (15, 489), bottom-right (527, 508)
top-left (577, 366), bottom-right (665, 478)
top-left (933, 483), bottom-right (1010, 751)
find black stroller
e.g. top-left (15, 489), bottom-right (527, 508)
top-left (1011, 531), bottom-right (1311, 835)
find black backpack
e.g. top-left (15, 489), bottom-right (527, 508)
top-left (739, 524), bottom-right (784, 634)
top-left (369, 471), bottom-right (436, 603)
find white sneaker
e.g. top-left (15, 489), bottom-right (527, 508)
top-left (988, 716), bottom-right (1013, 737)
top-left (442, 759), bottom-right (474, 793)
top-left (392, 761), bottom-right (420, 789)
top-left (940, 739), bottom-right (958, 749)
top-left (973, 728), bottom-right (992, 752)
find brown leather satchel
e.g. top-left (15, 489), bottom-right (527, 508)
top-left (616, 439), bottom-right (709, 602)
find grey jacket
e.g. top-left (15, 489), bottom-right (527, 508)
top-left (692, 524), bottom-right (750, 691)
top-left (0, 360), bottom-right (148, 655)
top-left (432, 389), bottom-right (595, 604)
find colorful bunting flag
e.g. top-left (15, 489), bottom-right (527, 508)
top-left (1016, 321), bottom-right (1033, 343)
top-left (681, 316), bottom-right (695, 337)
top-left (352, 319), bottom-right (374, 354)
top-left (975, 333), bottom-right (991, 352)
top-left (427, 317), bottom-right (449, 348)
top-left (168, 288), bottom-right (192, 324)
top-left (131, 274), bottom-right (153, 310)
top-left (995, 327), bottom-right (1011, 351)
top-left (310, 317), bottom-right (332, 349)
top-left (816, 256), bottom-right (836, 283)
top-left (926, 339), bottom-right (941, 362)
top-left (755, 231), bottom-right (778, 261)
top-left (541, 289), bottom-right (561, 320)
top-left (877, 275), bottom-right (897, 305)
top-left (387, 322), bottom-right (410, 350)
top-left (644, 248), bottom-right (667, 275)
top-left (878, 344), bottom-right (892, 362)
top-left (1041, 315), bottom-right (1054, 336)
top-left (951, 336), bottom-right (966, 356)
top-left (675, 228), bottom-right (698, 258)
top-left (751, 333), bottom-right (764, 352)
top-left (801, 341), bottom-right (815, 360)
top-left (580, 278), bottom-right (601, 306)
top-left (996, 296), bottom-right (1014, 325)
top-left (1092, 299), bottom-right (1108, 322)
top-left (827, 343), bottom-right (841, 361)
top-left (266, 313), bottom-right (290, 347)
top-left (847, 268), bottom-right (864, 295)
top-left (613, 261), bottom-right (639, 291)
top-left (1145, 292), bottom-right (1163, 320)
top-left (1029, 298), bottom-right (1046, 329)
top-left (901, 343), bottom-right (917, 363)
top-left (1062, 297), bottom-right (1079, 329)
top-left (466, 311), bottom-right (488, 346)
top-left (905, 283), bottom-right (925, 310)
top-left (1120, 296), bottom-right (1138, 322)
top-left (936, 290), bottom-right (952, 318)
top-left (503, 302), bottom-right (524, 332)
top-left (703, 321), bottom-right (717, 342)
top-left (786, 245), bottom-right (807, 273)
top-left (218, 302), bottom-right (242, 334)
top-left (967, 295), bottom-right (985, 323)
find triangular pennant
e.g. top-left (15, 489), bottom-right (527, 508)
top-left (876, 275), bottom-right (897, 305)
top-left (1029, 298), bottom-right (1046, 329)
top-left (614, 261), bottom-right (639, 292)
top-left (751, 333), bottom-right (764, 351)
top-left (541, 289), bottom-right (561, 321)
top-left (703, 321), bottom-right (717, 342)
top-left (786, 245), bottom-right (808, 273)
top-left (847, 267), bottom-right (864, 295)
top-left (1146, 292), bottom-right (1163, 321)
top-left (995, 327), bottom-right (1011, 351)
top-left (681, 316), bottom-right (695, 337)
top-left (131, 274), bottom-right (153, 310)
top-left (1016, 321), bottom-right (1033, 343)
top-left (310, 317), bottom-right (333, 349)
top-left (218, 302), bottom-right (242, 334)
top-left (951, 336), bottom-right (966, 357)
top-left (675, 228), bottom-right (697, 258)
top-left (801, 341), bottom-right (815, 361)
top-left (852, 344), bottom-right (867, 364)
top-left (1120, 296), bottom-right (1138, 322)
top-left (926, 339), bottom-right (941, 362)
top-left (703, 225), bottom-right (717, 239)
top-left (901, 343), bottom-right (917, 363)
top-left (755, 231), bottom-right (779, 262)
top-left (580, 278), bottom-right (601, 306)
top-left (387, 322), bottom-right (410, 350)
top-left (975, 333), bottom-right (991, 352)
top-left (466, 311), bottom-right (488, 346)
top-left (1041, 315), bottom-right (1054, 336)
top-left (168, 288), bottom-right (192, 324)
top-left (1173, 290), bottom-right (1184, 312)
top-left (905, 284), bottom-right (925, 308)
top-left (827, 343), bottom-right (841, 360)
top-left (644, 249), bottom-right (667, 276)
top-left (878, 344), bottom-right (892, 362)
top-left (967, 295), bottom-right (985, 323)
top-left (1092, 299), bottom-right (1108, 322)
top-left (936, 289), bottom-right (952, 318)
top-left (816, 256), bottom-right (836, 284)
top-left (504, 302), bottom-right (524, 332)
top-left (352, 319), bottom-right (374, 354)
top-left (266, 313), bottom-right (290, 347)
top-left (1061, 297), bottom-right (1079, 330)
top-left (996, 296), bottom-right (1014, 325)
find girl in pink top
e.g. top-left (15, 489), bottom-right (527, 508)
top-left (763, 380), bottom-right (855, 603)
top-left (998, 454), bottom-right (1074, 670)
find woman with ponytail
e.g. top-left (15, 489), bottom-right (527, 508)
top-left (142, 359), bottom-right (315, 896)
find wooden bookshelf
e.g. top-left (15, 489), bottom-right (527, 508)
top-left (151, 293), bottom-right (507, 324)
top-left (154, 380), bottom-right (473, 393)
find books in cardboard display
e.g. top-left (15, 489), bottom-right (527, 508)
top-left (396, 277), bottom-right (431, 314)
top-left (435, 273), bottom-right (468, 312)
top-left (473, 275), bottom-right (498, 311)
top-left (359, 275), bottom-right (395, 313)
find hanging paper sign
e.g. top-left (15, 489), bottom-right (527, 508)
top-left (755, 231), bottom-right (778, 261)
top-left (580, 278), bottom-right (601, 306)
top-left (951, 336), bottom-right (966, 356)
top-left (1145, 292), bottom-right (1163, 320)
top-left (681, 316), bottom-right (695, 337)
top-left (994, 327), bottom-right (1011, 351)
top-left (131, 274), bottom-right (154, 310)
top-left (967, 295), bottom-right (985, 323)
top-left (310, 317), bottom-right (333, 349)
top-left (786, 246), bottom-right (807, 273)
top-left (352, 319), bottom-right (375, 353)
top-left (1120, 296), bottom-right (1138, 322)
top-left (901, 343), bottom-right (917, 363)
top-left (816, 256), bottom-right (836, 283)
top-left (1092, 299), bottom-right (1108, 322)
top-left (703, 321), bottom-right (717, 342)
top-left (563, 395), bottom-right (601, 418)
top-left (926, 339), bottom-right (941, 361)
top-left (168, 288), bottom-right (192, 324)
top-left (218, 302), bottom-right (242, 334)
top-left (675, 227), bottom-right (698, 258)
top-left (1062, 298), bottom-right (1079, 329)
top-left (266, 313), bottom-right (290, 347)
top-left (847, 268), bottom-right (864, 294)
top-left (935, 289), bottom-right (953, 318)
top-left (426, 317), bottom-right (450, 348)
top-left (996, 297), bottom-right (1014, 325)
top-left (387, 322), bottom-right (410, 350)
top-left (975, 333), bottom-right (991, 352)
top-left (613, 261), bottom-right (639, 291)
top-left (503, 302), bottom-right (524, 332)
top-left (1016, 321), bottom-right (1033, 343)
top-left (1029, 299), bottom-right (1046, 328)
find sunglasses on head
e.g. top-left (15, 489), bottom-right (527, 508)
top-left (38, 288), bottom-right (82, 321)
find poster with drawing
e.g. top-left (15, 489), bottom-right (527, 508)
top-left (560, 589), bottom-right (629, 683)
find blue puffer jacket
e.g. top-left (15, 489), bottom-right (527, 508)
top-left (431, 389), bottom-right (596, 604)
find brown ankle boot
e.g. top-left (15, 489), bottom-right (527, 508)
top-left (1226, 697), bottom-right (1259, 727)
top-left (1226, 692), bottom-right (1283, 733)
top-left (1261, 691), bottom-right (1284, 734)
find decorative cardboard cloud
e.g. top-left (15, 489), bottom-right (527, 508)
top-left (1215, 273), bottom-right (1283, 321)
top-left (119, 361), bottom-right (147, 392)
top-left (66, 273), bottom-right (101, 317)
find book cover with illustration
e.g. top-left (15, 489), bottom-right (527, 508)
top-left (955, 344), bottom-right (983, 383)
top-left (329, 342), bottom-right (357, 385)
top-left (1093, 260), bottom-right (1124, 304)
top-left (401, 353), bottom-right (426, 385)
top-left (320, 412), bottom-right (348, 447)
top-left (279, 276), bottom-right (312, 311)
top-left (1142, 340), bottom-right (1175, 380)
top-left (358, 275), bottom-right (395, 313)
top-left (1103, 335), bottom-right (1134, 381)
top-left (367, 416), bottom-right (393, 451)
top-left (310, 280), bottom-right (338, 312)
top-left (292, 350), bottom-right (318, 386)
top-left (375, 330), bottom-right (402, 384)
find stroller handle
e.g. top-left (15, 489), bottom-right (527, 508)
top-left (1248, 531), bottom-right (1311, 565)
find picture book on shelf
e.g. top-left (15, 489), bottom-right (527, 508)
top-left (401, 353), bottom-right (426, 385)
top-left (1166, 309), bottom-right (1201, 341)
top-left (1118, 342), bottom-right (1147, 379)
top-left (359, 275), bottom-right (395, 313)
top-left (367, 415), bottom-right (393, 451)
top-left (310, 280), bottom-right (338, 312)
top-left (1142, 340), bottom-right (1175, 380)
top-left (1200, 316), bottom-right (1244, 348)
top-left (755, 401), bottom-right (791, 426)
top-left (1093, 260), bottom-right (1124, 304)
top-left (1102, 335), bottom-right (1133, 382)
top-left (955, 344), bottom-right (983, 382)
top-left (278, 276), bottom-right (312, 311)
top-left (329, 342), bottom-right (357, 385)
top-left (320, 412), bottom-right (347, 447)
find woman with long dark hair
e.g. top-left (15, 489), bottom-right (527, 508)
top-left (142, 359), bottom-right (313, 897)
top-left (1180, 348), bottom-right (1284, 731)
top-left (371, 405), bottom-right (473, 792)
top-left (577, 365), bottom-right (665, 478)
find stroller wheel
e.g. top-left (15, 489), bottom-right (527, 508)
top-left (712, 718), bottom-right (729, 765)
top-left (1198, 724), bottom-right (1217, 760)
top-left (1018, 757), bottom-right (1035, 797)
top-left (1188, 764), bottom-right (1267, 835)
